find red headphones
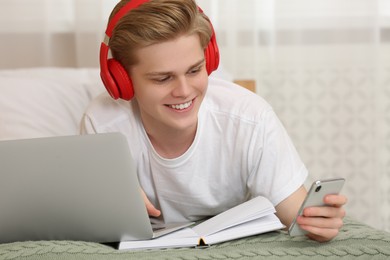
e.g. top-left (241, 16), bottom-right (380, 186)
top-left (99, 0), bottom-right (220, 100)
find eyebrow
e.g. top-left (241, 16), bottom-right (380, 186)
top-left (145, 59), bottom-right (205, 77)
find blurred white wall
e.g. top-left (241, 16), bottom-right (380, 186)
top-left (201, 0), bottom-right (390, 232)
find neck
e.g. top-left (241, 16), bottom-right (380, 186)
top-left (141, 117), bottom-right (198, 159)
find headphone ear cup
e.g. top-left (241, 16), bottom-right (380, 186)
top-left (107, 59), bottom-right (135, 100)
top-left (204, 44), bottom-right (214, 75)
top-left (204, 34), bottom-right (220, 75)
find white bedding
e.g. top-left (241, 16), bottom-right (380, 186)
top-left (0, 68), bottom-right (104, 140)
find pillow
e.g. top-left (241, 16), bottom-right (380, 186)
top-left (0, 68), bottom-right (104, 140)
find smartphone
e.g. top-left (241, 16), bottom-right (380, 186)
top-left (288, 178), bottom-right (346, 236)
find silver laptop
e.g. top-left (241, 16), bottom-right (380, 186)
top-left (0, 133), bottom-right (192, 244)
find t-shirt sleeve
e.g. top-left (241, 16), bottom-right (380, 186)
top-left (246, 109), bottom-right (308, 206)
top-left (79, 113), bottom-right (98, 135)
top-left (78, 93), bottom-right (120, 135)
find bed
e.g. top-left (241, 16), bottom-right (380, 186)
top-left (0, 68), bottom-right (389, 260)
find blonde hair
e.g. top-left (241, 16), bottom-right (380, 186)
top-left (108, 0), bottom-right (213, 70)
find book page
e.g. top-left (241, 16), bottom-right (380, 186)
top-left (192, 196), bottom-right (276, 236)
top-left (119, 228), bottom-right (198, 250)
top-left (203, 214), bottom-right (284, 245)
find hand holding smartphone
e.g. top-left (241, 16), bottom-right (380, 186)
top-left (288, 178), bottom-right (346, 237)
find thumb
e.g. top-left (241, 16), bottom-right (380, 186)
top-left (140, 189), bottom-right (161, 217)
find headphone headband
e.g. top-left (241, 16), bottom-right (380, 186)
top-left (105, 0), bottom-right (149, 38)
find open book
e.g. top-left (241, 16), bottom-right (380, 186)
top-left (119, 196), bottom-right (284, 250)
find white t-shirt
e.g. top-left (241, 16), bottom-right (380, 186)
top-left (80, 77), bottom-right (308, 222)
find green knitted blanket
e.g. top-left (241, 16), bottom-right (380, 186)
top-left (1, 218), bottom-right (389, 260)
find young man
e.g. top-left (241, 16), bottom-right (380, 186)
top-left (81, 0), bottom-right (347, 242)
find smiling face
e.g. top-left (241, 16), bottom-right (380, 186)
top-left (129, 34), bottom-right (208, 136)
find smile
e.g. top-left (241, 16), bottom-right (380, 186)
top-left (168, 100), bottom-right (193, 110)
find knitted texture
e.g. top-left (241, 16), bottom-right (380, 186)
top-left (1, 218), bottom-right (389, 260)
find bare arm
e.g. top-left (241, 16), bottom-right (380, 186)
top-left (275, 185), bottom-right (307, 228)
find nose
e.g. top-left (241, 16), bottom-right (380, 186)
top-left (171, 76), bottom-right (191, 98)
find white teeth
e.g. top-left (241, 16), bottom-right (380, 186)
top-left (170, 100), bottom-right (192, 110)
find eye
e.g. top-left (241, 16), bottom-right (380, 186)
top-left (152, 76), bottom-right (171, 84)
top-left (188, 66), bottom-right (202, 75)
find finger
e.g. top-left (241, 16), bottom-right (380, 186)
top-left (146, 202), bottom-right (161, 217)
top-left (300, 224), bottom-right (340, 242)
top-left (305, 231), bottom-right (337, 243)
top-left (302, 206), bottom-right (346, 219)
top-left (324, 194), bottom-right (348, 207)
top-left (140, 189), bottom-right (161, 217)
top-left (297, 215), bottom-right (344, 230)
